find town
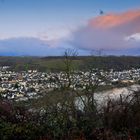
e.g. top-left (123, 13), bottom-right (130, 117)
top-left (0, 66), bottom-right (140, 101)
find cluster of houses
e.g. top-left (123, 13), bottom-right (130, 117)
top-left (0, 66), bottom-right (140, 101)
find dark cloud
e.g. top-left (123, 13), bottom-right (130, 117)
top-left (0, 37), bottom-right (64, 56)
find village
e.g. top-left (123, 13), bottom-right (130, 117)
top-left (0, 66), bottom-right (140, 101)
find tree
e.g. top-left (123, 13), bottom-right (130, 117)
top-left (14, 82), bottom-right (19, 89)
top-left (63, 49), bottom-right (78, 89)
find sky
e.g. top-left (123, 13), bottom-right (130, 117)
top-left (0, 0), bottom-right (140, 56)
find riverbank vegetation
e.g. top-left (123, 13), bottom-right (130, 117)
top-left (1, 88), bottom-right (140, 140)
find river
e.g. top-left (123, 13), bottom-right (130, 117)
top-left (75, 84), bottom-right (140, 110)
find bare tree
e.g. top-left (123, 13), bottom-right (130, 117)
top-left (63, 49), bottom-right (78, 89)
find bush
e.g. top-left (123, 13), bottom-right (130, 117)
top-left (1, 90), bottom-right (140, 139)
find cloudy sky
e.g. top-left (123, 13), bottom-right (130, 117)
top-left (0, 0), bottom-right (140, 56)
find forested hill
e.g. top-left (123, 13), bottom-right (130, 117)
top-left (0, 56), bottom-right (140, 71)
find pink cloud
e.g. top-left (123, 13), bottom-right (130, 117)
top-left (89, 9), bottom-right (140, 30)
top-left (71, 9), bottom-right (140, 52)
